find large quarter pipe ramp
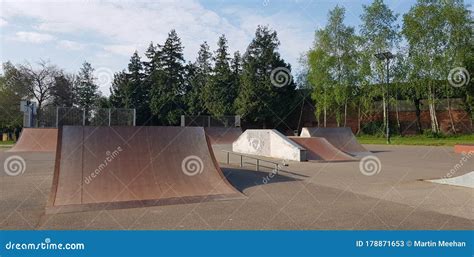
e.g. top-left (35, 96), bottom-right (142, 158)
top-left (47, 126), bottom-right (243, 213)
top-left (204, 127), bottom-right (242, 145)
top-left (288, 137), bottom-right (355, 161)
top-left (232, 129), bottom-right (307, 161)
top-left (300, 127), bottom-right (370, 157)
top-left (8, 128), bottom-right (58, 152)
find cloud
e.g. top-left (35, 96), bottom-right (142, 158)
top-left (1, 1), bottom-right (310, 64)
top-left (2, 0), bottom-right (316, 94)
top-left (103, 44), bottom-right (141, 57)
top-left (13, 31), bottom-right (55, 43)
top-left (0, 18), bottom-right (7, 27)
top-left (57, 40), bottom-right (85, 50)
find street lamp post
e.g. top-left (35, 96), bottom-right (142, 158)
top-left (375, 51), bottom-right (394, 144)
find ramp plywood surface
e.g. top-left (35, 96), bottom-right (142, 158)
top-left (289, 137), bottom-right (356, 161)
top-left (47, 126), bottom-right (243, 213)
top-left (300, 127), bottom-right (370, 156)
top-left (204, 127), bottom-right (242, 145)
top-left (454, 144), bottom-right (474, 154)
top-left (8, 128), bottom-right (58, 152)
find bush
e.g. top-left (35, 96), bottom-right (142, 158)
top-left (422, 129), bottom-right (446, 138)
top-left (361, 121), bottom-right (385, 136)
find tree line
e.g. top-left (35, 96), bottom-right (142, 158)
top-left (0, 60), bottom-right (105, 129)
top-left (1, 0), bottom-right (472, 135)
top-left (306, 0), bottom-right (472, 135)
top-left (0, 26), bottom-right (299, 130)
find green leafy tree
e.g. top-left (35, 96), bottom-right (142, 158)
top-left (308, 6), bottom-right (358, 127)
top-left (360, 0), bottom-right (400, 132)
top-left (401, 0), bottom-right (472, 133)
top-left (0, 62), bottom-right (28, 132)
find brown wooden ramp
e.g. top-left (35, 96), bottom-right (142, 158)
top-left (8, 128), bottom-right (58, 152)
top-left (288, 137), bottom-right (356, 161)
top-left (300, 127), bottom-right (370, 157)
top-left (204, 127), bottom-right (242, 144)
top-left (46, 126), bottom-right (243, 214)
top-left (454, 144), bottom-right (474, 154)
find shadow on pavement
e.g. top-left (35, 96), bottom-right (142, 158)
top-left (222, 167), bottom-right (302, 191)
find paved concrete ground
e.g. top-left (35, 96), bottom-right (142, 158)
top-left (0, 144), bottom-right (472, 230)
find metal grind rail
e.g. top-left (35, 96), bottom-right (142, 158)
top-left (221, 150), bottom-right (288, 172)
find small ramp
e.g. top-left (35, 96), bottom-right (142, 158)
top-left (232, 129), bottom-right (306, 161)
top-left (204, 127), bottom-right (242, 145)
top-left (427, 172), bottom-right (474, 189)
top-left (8, 128), bottom-right (58, 152)
top-left (454, 144), bottom-right (474, 154)
top-left (47, 126), bottom-right (243, 214)
top-left (300, 127), bottom-right (370, 157)
top-left (288, 137), bottom-right (356, 161)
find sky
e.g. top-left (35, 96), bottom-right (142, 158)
top-left (0, 0), bottom-right (420, 95)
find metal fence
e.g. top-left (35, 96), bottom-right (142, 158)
top-left (29, 107), bottom-right (136, 128)
top-left (180, 115), bottom-right (241, 127)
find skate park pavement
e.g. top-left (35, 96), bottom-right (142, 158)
top-left (0, 143), bottom-right (472, 230)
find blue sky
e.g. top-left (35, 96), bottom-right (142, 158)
top-left (0, 0), bottom-right (420, 94)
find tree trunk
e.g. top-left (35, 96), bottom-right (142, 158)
top-left (323, 105), bottom-right (327, 127)
top-left (428, 85), bottom-right (439, 133)
top-left (395, 99), bottom-right (401, 136)
top-left (357, 103), bottom-right (361, 135)
top-left (382, 96), bottom-right (387, 134)
top-left (343, 101), bottom-right (347, 127)
top-left (414, 98), bottom-right (422, 134)
top-left (447, 94), bottom-right (456, 134)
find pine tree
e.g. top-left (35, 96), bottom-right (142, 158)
top-left (75, 61), bottom-right (100, 124)
top-left (51, 72), bottom-right (75, 107)
top-left (231, 51), bottom-right (242, 112)
top-left (187, 41), bottom-right (212, 115)
top-left (235, 26), bottom-right (296, 128)
top-left (149, 30), bottom-right (186, 125)
top-left (127, 51), bottom-right (151, 124)
top-left (143, 42), bottom-right (158, 76)
top-left (203, 35), bottom-right (236, 118)
top-left (109, 70), bottom-right (131, 108)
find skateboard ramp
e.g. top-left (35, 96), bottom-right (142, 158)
top-left (47, 126), bottom-right (243, 213)
top-left (232, 129), bottom-right (307, 161)
top-left (300, 127), bottom-right (370, 157)
top-left (205, 127), bottom-right (242, 144)
top-left (428, 172), bottom-right (474, 189)
top-left (454, 144), bottom-right (474, 154)
top-left (8, 128), bottom-right (58, 152)
top-left (288, 137), bottom-right (356, 161)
